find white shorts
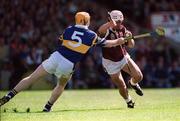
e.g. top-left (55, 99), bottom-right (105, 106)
top-left (42, 51), bottom-right (74, 79)
top-left (102, 54), bottom-right (130, 75)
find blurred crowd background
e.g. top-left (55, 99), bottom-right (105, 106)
top-left (0, 0), bottom-right (180, 90)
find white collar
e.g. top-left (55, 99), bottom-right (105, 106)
top-left (75, 24), bottom-right (88, 29)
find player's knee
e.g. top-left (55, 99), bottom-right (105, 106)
top-left (135, 72), bottom-right (143, 82)
top-left (59, 77), bottom-right (69, 87)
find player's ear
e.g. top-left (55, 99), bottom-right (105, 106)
top-left (59, 35), bottom-right (63, 41)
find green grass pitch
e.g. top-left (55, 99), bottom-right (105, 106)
top-left (0, 89), bottom-right (180, 121)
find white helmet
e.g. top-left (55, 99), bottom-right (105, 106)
top-left (108, 10), bottom-right (124, 22)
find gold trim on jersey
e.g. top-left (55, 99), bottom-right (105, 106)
top-left (62, 39), bottom-right (90, 54)
top-left (92, 34), bottom-right (98, 46)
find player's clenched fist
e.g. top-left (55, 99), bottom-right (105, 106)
top-left (125, 30), bottom-right (135, 48)
top-left (125, 30), bottom-right (132, 38)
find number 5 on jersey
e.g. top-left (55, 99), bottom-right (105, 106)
top-left (68, 31), bottom-right (84, 47)
top-left (62, 31), bottom-right (90, 54)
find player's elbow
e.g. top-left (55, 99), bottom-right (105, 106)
top-left (98, 27), bottom-right (102, 33)
top-left (98, 28), bottom-right (105, 36)
top-left (98, 23), bottom-right (110, 36)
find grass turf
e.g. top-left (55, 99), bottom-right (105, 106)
top-left (0, 89), bottom-right (180, 121)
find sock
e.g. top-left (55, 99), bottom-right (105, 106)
top-left (44, 101), bottom-right (53, 111)
top-left (130, 79), bottom-right (137, 86)
top-left (5, 89), bottom-right (18, 100)
top-left (125, 95), bottom-right (132, 103)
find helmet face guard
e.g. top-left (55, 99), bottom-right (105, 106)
top-left (108, 10), bottom-right (124, 22)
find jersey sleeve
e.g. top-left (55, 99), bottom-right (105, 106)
top-left (59, 26), bottom-right (72, 41)
top-left (95, 37), bottom-right (106, 47)
top-left (91, 33), bottom-right (106, 47)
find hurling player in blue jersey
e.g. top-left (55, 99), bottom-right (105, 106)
top-left (0, 12), bottom-right (128, 111)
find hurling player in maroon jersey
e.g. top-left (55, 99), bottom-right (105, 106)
top-left (98, 10), bottom-right (143, 108)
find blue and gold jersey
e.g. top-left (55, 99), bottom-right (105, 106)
top-left (57, 25), bottom-right (106, 64)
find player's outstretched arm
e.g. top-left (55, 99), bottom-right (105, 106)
top-left (104, 37), bottom-right (127, 48)
top-left (98, 19), bottom-right (116, 36)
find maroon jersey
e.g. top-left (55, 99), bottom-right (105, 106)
top-left (102, 25), bottom-right (127, 62)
